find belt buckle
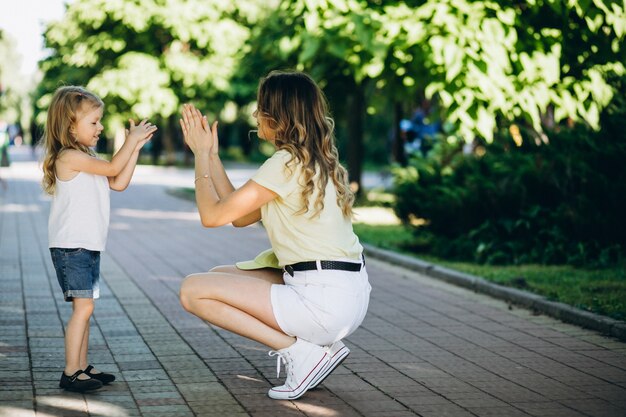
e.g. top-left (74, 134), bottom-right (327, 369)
top-left (284, 265), bottom-right (294, 277)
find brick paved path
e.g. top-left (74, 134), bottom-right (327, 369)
top-left (1, 149), bottom-right (626, 417)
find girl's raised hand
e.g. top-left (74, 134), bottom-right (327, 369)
top-left (126, 119), bottom-right (158, 145)
top-left (180, 104), bottom-right (218, 155)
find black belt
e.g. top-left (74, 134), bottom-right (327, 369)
top-left (284, 257), bottom-right (364, 277)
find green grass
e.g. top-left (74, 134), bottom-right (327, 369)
top-left (354, 223), bottom-right (626, 321)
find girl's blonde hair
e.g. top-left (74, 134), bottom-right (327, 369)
top-left (257, 70), bottom-right (354, 218)
top-left (41, 86), bottom-right (103, 195)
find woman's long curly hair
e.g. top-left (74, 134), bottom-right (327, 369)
top-left (257, 70), bottom-right (354, 218)
top-left (41, 86), bottom-right (103, 195)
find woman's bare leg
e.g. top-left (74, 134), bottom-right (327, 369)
top-left (179, 271), bottom-right (294, 350)
top-left (210, 265), bottom-right (284, 284)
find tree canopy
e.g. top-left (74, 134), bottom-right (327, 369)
top-left (32, 0), bottom-right (626, 176)
top-left (37, 0), bottom-right (251, 124)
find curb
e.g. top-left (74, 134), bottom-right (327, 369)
top-left (363, 244), bottom-right (626, 342)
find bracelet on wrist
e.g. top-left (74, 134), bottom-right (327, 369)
top-left (194, 174), bottom-right (210, 183)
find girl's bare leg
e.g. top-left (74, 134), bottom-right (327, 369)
top-left (77, 313), bottom-right (105, 374)
top-left (179, 271), bottom-right (294, 350)
top-left (79, 322), bottom-right (89, 370)
top-left (65, 298), bottom-right (93, 380)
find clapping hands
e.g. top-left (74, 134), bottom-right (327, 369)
top-left (180, 104), bottom-right (219, 156)
top-left (126, 119), bottom-right (157, 152)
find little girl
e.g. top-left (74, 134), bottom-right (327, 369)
top-left (42, 86), bottom-right (157, 392)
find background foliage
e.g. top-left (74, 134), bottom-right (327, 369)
top-left (28, 0), bottom-right (625, 186)
top-left (393, 76), bottom-right (626, 266)
top-left (0, 30), bottom-right (31, 126)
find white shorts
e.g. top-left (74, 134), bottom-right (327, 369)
top-left (271, 262), bottom-right (371, 346)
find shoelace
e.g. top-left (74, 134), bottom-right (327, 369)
top-left (268, 350), bottom-right (287, 378)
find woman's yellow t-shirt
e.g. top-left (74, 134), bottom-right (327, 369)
top-left (251, 149), bottom-right (362, 267)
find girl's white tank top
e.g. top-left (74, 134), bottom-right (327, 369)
top-left (48, 171), bottom-right (110, 251)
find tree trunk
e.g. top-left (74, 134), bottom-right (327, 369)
top-left (393, 101), bottom-right (407, 166)
top-left (239, 120), bottom-right (253, 156)
top-left (163, 116), bottom-right (177, 165)
top-left (346, 83), bottom-right (365, 196)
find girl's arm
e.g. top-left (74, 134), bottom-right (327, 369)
top-left (108, 122), bottom-right (156, 191)
top-left (58, 120), bottom-right (156, 178)
top-left (108, 149), bottom-right (140, 191)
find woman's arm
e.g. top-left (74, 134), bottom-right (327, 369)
top-left (182, 104), bottom-right (265, 227)
top-left (194, 152), bottom-right (275, 227)
top-left (206, 153), bottom-right (262, 226)
top-left (198, 116), bottom-right (261, 226)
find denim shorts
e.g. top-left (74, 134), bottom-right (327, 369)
top-left (50, 248), bottom-right (100, 302)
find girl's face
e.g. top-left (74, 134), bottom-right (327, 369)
top-left (72, 105), bottom-right (104, 148)
top-left (253, 108), bottom-right (276, 142)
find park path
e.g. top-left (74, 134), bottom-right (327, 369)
top-left (1, 147), bottom-right (626, 417)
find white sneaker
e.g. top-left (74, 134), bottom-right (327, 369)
top-left (309, 340), bottom-right (350, 389)
top-left (267, 338), bottom-right (330, 400)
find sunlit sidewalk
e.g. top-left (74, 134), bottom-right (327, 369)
top-left (1, 147), bottom-right (626, 417)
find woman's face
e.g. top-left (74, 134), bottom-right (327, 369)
top-left (253, 109), bottom-right (276, 142)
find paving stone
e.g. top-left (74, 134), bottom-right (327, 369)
top-left (466, 407), bottom-right (531, 416)
top-left (121, 369), bottom-right (170, 382)
top-left (116, 360), bottom-right (162, 371)
top-left (187, 403), bottom-right (248, 414)
top-left (137, 404), bottom-right (193, 415)
top-left (408, 403), bottom-right (475, 417)
top-left (512, 401), bottom-right (586, 417)
top-left (0, 400), bottom-right (35, 412)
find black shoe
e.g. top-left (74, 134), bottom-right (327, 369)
top-left (59, 370), bottom-right (103, 392)
top-left (84, 365), bottom-right (116, 384)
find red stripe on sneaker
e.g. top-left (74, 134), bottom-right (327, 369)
top-left (272, 354), bottom-right (328, 393)
top-left (308, 346), bottom-right (350, 389)
top-left (331, 346), bottom-right (347, 359)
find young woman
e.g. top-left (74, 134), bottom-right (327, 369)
top-left (179, 71), bottom-right (371, 400)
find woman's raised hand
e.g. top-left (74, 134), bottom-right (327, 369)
top-left (180, 104), bottom-right (218, 155)
top-left (200, 110), bottom-right (219, 156)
